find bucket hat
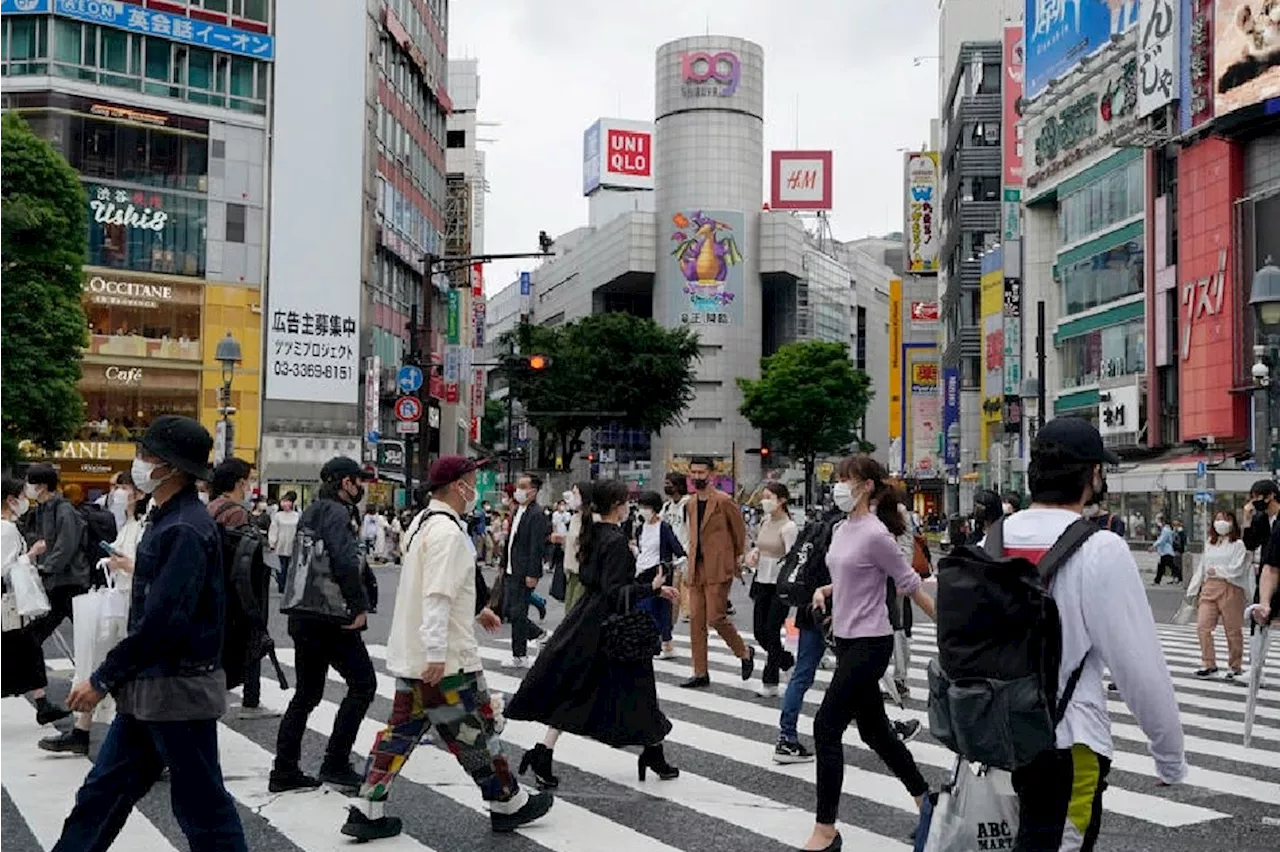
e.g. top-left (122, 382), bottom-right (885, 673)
top-left (138, 416), bottom-right (214, 481)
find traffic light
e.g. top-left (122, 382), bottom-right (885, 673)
top-left (745, 447), bottom-right (771, 457)
top-left (527, 354), bottom-right (549, 370)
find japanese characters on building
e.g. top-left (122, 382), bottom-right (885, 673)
top-left (904, 152), bottom-right (939, 274)
top-left (268, 308), bottom-right (359, 403)
top-left (1137, 0), bottom-right (1179, 117)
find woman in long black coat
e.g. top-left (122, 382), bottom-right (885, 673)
top-left (506, 479), bottom-right (681, 789)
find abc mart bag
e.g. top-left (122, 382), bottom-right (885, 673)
top-left (921, 759), bottom-right (1019, 852)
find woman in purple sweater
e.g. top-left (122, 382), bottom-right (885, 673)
top-left (796, 455), bottom-right (937, 852)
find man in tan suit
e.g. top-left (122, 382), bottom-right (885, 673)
top-left (680, 457), bottom-right (755, 688)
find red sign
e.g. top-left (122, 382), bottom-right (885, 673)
top-left (605, 130), bottom-right (651, 178)
top-left (394, 395), bottom-right (423, 422)
top-left (1176, 136), bottom-right (1246, 441)
top-left (445, 383), bottom-right (460, 404)
top-left (428, 374), bottom-right (445, 400)
top-left (909, 301), bottom-right (940, 324)
top-left (1003, 25), bottom-right (1024, 187)
top-left (471, 263), bottom-right (484, 298)
top-left (769, 150), bottom-right (833, 211)
top-left (470, 417), bottom-right (480, 443)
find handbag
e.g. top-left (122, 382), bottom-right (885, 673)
top-left (10, 557), bottom-right (50, 620)
top-left (1172, 597), bottom-right (1198, 625)
top-left (280, 527), bottom-right (355, 623)
top-left (922, 760), bottom-right (1019, 852)
top-left (601, 585), bottom-right (660, 663)
top-left (549, 560), bottom-right (567, 602)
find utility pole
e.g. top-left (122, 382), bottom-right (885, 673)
top-left (1036, 300), bottom-right (1047, 432)
top-left (403, 301), bottom-right (422, 502)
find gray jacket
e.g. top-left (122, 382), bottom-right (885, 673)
top-left (32, 496), bottom-right (88, 590)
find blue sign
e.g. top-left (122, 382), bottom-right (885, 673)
top-left (1025, 0), bottom-right (1125, 100)
top-left (1194, 490), bottom-right (1215, 505)
top-left (397, 365), bottom-right (423, 394)
top-left (1196, 460), bottom-right (1207, 478)
top-left (519, 271), bottom-right (531, 296)
top-left (1, 0), bottom-right (51, 14)
top-left (366, 430), bottom-right (380, 445)
top-left (51, 0), bottom-right (274, 61)
top-left (942, 366), bottom-right (961, 468)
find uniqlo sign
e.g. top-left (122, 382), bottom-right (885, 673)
top-left (605, 129), bottom-right (651, 178)
top-left (582, 118), bottom-right (655, 194)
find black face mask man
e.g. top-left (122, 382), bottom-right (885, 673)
top-left (688, 459), bottom-right (713, 495)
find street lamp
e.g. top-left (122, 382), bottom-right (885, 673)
top-left (1248, 257), bottom-right (1280, 475)
top-left (214, 331), bottom-right (242, 464)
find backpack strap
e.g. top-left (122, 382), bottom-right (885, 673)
top-left (982, 517), bottom-right (1005, 558)
top-left (1037, 518), bottom-right (1099, 725)
top-left (405, 509), bottom-right (463, 555)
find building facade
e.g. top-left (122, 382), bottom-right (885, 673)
top-left (2, 0), bottom-right (274, 496)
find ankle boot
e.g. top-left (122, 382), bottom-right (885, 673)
top-left (517, 743), bottom-right (559, 789)
top-left (637, 744), bottom-right (679, 781)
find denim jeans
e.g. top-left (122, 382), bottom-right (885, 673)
top-left (636, 593), bottom-right (674, 642)
top-left (779, 625), bottom-right (827, 742)
top-left (53, 714), bottom-right (246, 852)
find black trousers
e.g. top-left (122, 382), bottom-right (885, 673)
top-left (814, 635), bottom-right (928, 825)
top-left (274, 619), bottom-right (375, 773)
top-left (1154, 554), bottom-right (1183, 584)
top-left (25, 584), bottom-right (81, 647)
top-left (751, 582), bottom-right (792, 686)
top-left (1011, 746), bottom-right (1111, 851)
top-left (503, 576), bottom-right (543, 657)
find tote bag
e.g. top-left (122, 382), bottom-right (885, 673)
top-left (922, 760), bottom-right (1019, 852)
top-left (10, 558), bottom-right (50, 620)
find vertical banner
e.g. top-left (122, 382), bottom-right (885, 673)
top-left (1138, 0), bottom-right (1179, 117)
top-left (943, 366), bottom-right (961, 469)
top-left (888, 279), bottom-right (903, 447)
top-left (471, 262), bottom-right (484, 298)
top-left (473, 301), bottom-right (487, 348)
top-left (1003, 277), bottom-right (1024, 435)
top-left (519, 271), bottom-right (533, 317)
top-left (1002, 25), bottom-right (1024, 242)
top-left (363, 355), bottom-right (381, 461)
top-left (667, 209), bottom-right (746, 326)
top-left (980, 250), bottom-right (1005, 453)
top-left (904, 153), bottom-right (939, 274)
top-left (908, 358), bottom-right (940, 476)
top-left (446, 289), bottom-right (461, 344)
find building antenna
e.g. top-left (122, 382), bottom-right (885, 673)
top-left (705, 15), bottom-right (710, 35)
top-left (794, 93), bottom-right (801, 148)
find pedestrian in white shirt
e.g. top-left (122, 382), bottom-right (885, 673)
top-left (268, 493), bottom-right (300, 593)
top-left (342, 456), bottom-right (552, 842)
top-left (1191, 511), bottom-right (1250, 678)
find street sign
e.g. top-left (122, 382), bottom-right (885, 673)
top-left (1196, 460), bottom-right (1207, 478)
top-left (1194, 490), bottom-right (1215, 504)
top-left (395, 421), bottom-right (421, 434)
top-left (394, 396), bottom-right (423, 422)
top-left (366, 430), bottom-right (380, 444)
top-left (397, 365), bottom-right (423, 394)
top-left (377, 440), bottom-right (405, 468)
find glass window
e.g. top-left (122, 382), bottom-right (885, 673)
top-left (98, 27), bottom-right (133, 88)
top-left (1060, 240), bottom-right (1143, 315)
top-left (5, 16), bottom-right (48, 75)
top-left (1057, 318), bottom-right (1145, 387)
top-left (198, 0), bottom-right (229, 11)
top-left (229, 57), bottom-right (255, 112)
top-left (85, 183), bottom-right (207, 277)
top-left (143, 38), bottom-right (172, 97)
top-left (84, 288), bottom-right (202, 363)
top-left (226, 203), bottom-right (246, 243)
top-left (235, 0), bottom-right (269, 20)
top-left (187, 47), bottom-right (215, 103)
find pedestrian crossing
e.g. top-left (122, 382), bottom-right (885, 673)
top-left (3, 624), bottom-right (1278, 852)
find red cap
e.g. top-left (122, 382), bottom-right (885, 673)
top-left (425, 455), bottom-right (486, 492)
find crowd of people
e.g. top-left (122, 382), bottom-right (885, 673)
top-left (0, 413), bottom-right (1277, 851)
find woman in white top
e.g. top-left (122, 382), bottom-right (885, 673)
top-left (660, 473), bottom-right (691, 623)
top-left (633, 491), bottom-right (687, 659)
top-left (269, 493), bottom-right (301, 593)
top-left (1, 476), bottom-right (56, 721)
top-left (1192, 510), bottom-right (1250, 678)
top-left (562, 483), bottom-right (592, 614)
top-left (39, 476), bottom-right (148, 754)
top-left (745, 482), bottom-right (799, 697)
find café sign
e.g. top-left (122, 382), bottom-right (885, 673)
top-left (1027, 57), bottom-right (1138, 190)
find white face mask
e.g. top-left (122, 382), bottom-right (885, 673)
top-left (23, 483), bottom-right (39, 500)
top-left (513, 488), bottom-right (530, 505)
top-left (832, 481), bottom-right (860, 514)
top-left (566, 491), bottom-right (582, 511)
top-left (459, 481), bottom-right (479, 514)
top-left (761, 497), bottom-right (779, 515)
top-left (1213, 519), bottom-right (1232, 536)
top-left (1082, 504), bottom-right (1100, 518)
top-left (9, 497), bottom-right (29, 518)
top-left (639, 508), bottom-right (655, 523)
top-left (131, 458), bottom-right (169, 495)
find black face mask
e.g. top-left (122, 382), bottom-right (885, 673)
top-left (663, 487), bottom-right (676, 497)
top-left (690, 477), bottom-right (709, 490)
top-left (1093, 473), bottom-right (1109, 503)
top-left (1255, 499), bottom-right (1270, 514)
top-left (348, 483), bottom-right (365, 505)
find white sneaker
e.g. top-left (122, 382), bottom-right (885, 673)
top-left (505, 657), bottom-right (529, 669)
top-left (754, 684), bottom-right (779, 698)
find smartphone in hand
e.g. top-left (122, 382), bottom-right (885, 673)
top-left (99, 541), bottom-right (119, 557)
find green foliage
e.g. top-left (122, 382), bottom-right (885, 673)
top-left (480, 398), bottom-right (506, 449)
top-left (737, 340), bottom-right (873, 465)
top-left (499, 313), bottom-right (701, 469)
top-left (2, 113), bottom-right (88, 467)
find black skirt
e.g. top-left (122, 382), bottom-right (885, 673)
top-left (2, 625), bottom-right (47, 697)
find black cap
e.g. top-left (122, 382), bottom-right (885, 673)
top-left (1033, 417), bottom-right (1119, 465)
top-left (320, 456), bottom-right (375, 483)
top-left (139, 416), bottom-right (214, 481)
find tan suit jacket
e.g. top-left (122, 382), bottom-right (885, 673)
top-left (685, 489), bottom-right (746, 586)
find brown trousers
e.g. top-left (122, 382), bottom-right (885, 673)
top-left (688, 578), bottom-right (747, 675)
top-left (1197, 577), bottom-right (1246, 670)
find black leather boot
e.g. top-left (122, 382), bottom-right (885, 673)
top-left (637, 744), bottom-right (679, 781)
top-left (517, 743), bottom-right (559, 789)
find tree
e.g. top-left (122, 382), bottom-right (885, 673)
top-left (479, 399), bottom-right (506, 449)
top-left (737, 340), bottom-right (873, 505)
top-left (2, 113), bottom-right (88, 468)
top-left (499, 313), bottom-right (701, 470)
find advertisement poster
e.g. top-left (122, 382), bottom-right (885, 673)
top-left (908, 358), bottom-right (940, 476)
top-left (1138, 0), bottom-right (1180, 117)
top-left (943, 366), bottom-right (961, 468)
top-left (888, 280), bottom-right (903, 443)
top-left (667, 209), bottom-right (745, 326)
top-left (905, 153), bottom-right (939, 273)
top-left (1025, 0), bottom-right (1130, 99)
top-left (1213, 0), bottom-right (1280, 116)
top-left (980, 250), bottom-right (1005, 448)
top-left (1003, 25), bottom-right (1025, 187)
top-left (1181, 0), bottom-right (1216, 131)
top-left (1003, 277), bottom-right (1024, 435)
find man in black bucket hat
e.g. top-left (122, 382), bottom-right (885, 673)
top-left (53, 415), bottom-right (247, 852)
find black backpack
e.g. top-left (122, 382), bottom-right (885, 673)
top-left (776, 513), bottom-right (841, 608)
top-left (926, 517), bottom-right (1097, 771)
top-left (78, 503), bottom-right (117, 570)
top-left (213, 505), bottom-right (287, 690)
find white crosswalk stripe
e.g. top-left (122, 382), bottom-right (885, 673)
top-left (3, 625), bottom-right (1276, 851)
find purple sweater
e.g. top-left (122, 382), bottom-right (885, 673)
top-left (826, 513), bottom-right (921, 639)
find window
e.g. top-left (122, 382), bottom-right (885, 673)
top-left (962, 355), bottom-right (981, 389)
top-left (1058, 157), bottom-right (1145, 244)
top-left (226, 203), bottom-right (246, 243)
top-left (229, 57), bottom-right (256, 112)
top-left (1058, 319), bottom-right (1146, 388)
top-left (855, 307), bottom-right (867, 370)
top-left (979, 62), bottom-right (1001, 95)
top-left (1060, 240), bottom-right (1144, 315)
top-left (85, 183), bottom-right (208, 277)
top-left (2, 16), bottom-right (48, 76)
top-left (233, 0), bottom-right (270, 21)
top-left (196, 0), bottom-right (229, 12)
top-left (447, 129), bottom-right (465, 148)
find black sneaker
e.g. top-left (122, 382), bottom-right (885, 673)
top-left (319, 762), bottom-right (365, 793)
top-left (741, 646), bottom-right (756, 681)
top-left (340, 806), bottom-right (403, 841)
top-left (773, 739), bottom-right (815, 764)
top-left (35, 704), bottom-right (71, 727)
top-left (1194, 667), bottom-right (1219, 679)
top-left (490, 790), bottom-right (554, 833)
top-left (893, 719), bottom-right (921, 743)
top-left (895, 681), bottom-right (911, 702)
top-left (268, 768), bottom-right (322, 793)
top-left (38, 729), bottom-right (89, 755)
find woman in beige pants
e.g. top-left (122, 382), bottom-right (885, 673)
top-left (1193, 511), bottom-right (1250, 678)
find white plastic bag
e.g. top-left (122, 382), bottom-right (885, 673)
top-left (10, 558), bottom-right (50, 620)
top-left (1172, 598), bottom-right (1198, 625)
top-left (73, 572), bottom-right (130, 724)
top-left (923, 761), bottom-right (1019, 852)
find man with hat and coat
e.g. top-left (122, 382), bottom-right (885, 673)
top-left (341, 456), bottom-right (552, 841)
top-left (54, 415), bottom-right (247, 852)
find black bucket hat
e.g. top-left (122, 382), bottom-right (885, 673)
top-left (138, 416), bottom-right (213, 481)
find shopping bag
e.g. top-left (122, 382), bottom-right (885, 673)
top-left (72, 590), bottom-right (106, 687)
top-left (10, 559), bottom-right (50, 620)
top-left (922, 761), bottom-right (1019, 852)
top-left (1172, 597), bottom-right (1198, 626)
top-left (95, 561), bottom-right (130, 621)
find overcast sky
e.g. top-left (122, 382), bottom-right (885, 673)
top-left (448, 0), bottom-right (940, 293)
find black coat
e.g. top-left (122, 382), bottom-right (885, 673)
top-left (505, 522), bottom-right (671, 747)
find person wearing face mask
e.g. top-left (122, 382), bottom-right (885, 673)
top-left (271, 456), bottom-right (378, 795)
top-left (500, 473), bottom-right (549, 668)
top-left (745, 482), bottom-right (797, 698)
top-left (1, 476), bottom-right (56, 721)
top-left (660, 472), bottom-right (692, 623)
top-left (799, 456), bottom-right (936, 852)
top-left (632, 491), bottom-right (687, 659)
top-left (342, 456), bottom-right (549, 840)
top-left (104, 472), bottom-right (130, 532)
top-left (680, 457), bottom-right (754, 689)
top-left (53, 415), bottom-right (248, 852)
top-left (560, 483), bottom-right (592, 613)
top-left (1082, 495), bottom-right (1126, 537)
top-left (269, 491), bottom-right (301, 594)
top-left (1188, 512), bottom-right (1250, 678)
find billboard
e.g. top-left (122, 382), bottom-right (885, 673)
top-left (1025, 0), bottom-right (1133, 99)
top-left (1138, 0), bottom-right (1180, 116)
top-left (1181, 0), bottom-right (1216, 130)
top-left (769, 150), bottom-right (833, 210)
top-left (904, 152), bottom-right (939, 274)
top-left (1003, 277), bottom-right (1024, 435)
top-left (889, 280), bottom-right (903, 445)
top-left (910, 301), bottom-right (940, 329)
top-left (1214, 0), bottom-right (1280, 116)
top-left (266, 0), bottom-right (364, 404)
top-left (583, 118), bottom-right (655, 195)
top-left (667, 209), bottom-right (745, 326)
top-left (942, 366), bottom-right (961, 469)
top-left (1003, 25), bottom-right (1025, 188)
top-left (980, 251), bottom-right (1005, 450)
top-left (908, 357), bottom-right (941, 476)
